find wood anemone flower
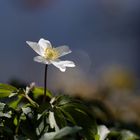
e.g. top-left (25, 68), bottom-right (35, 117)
top-left (26, 38), bottom-right (75, 72)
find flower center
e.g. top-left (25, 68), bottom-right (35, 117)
top-left (44, 48), bottom-right (59, 60)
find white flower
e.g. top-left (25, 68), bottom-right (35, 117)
top-left (98, 125), bottom-right (110, 140)
top-left (26, 38), bottom-right (75, 72)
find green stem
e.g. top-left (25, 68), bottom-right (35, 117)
top-left (25, 94), bottom-right (39, 107)
top-left (43, 64), bottom-right (48, 103)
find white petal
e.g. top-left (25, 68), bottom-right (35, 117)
top-left (34, 56), bottom-right (50, 64)
top-left (51, 60), bottom-right (66, 72)
top-left (55, 45), bottom-right (72, 58)
top-left (26, 41), bottom-right (43, 56)
top-left (38, 38), bottom-right (52, 51)
top-left (51, 59), bottom-right (75, 72)
top-left (98, 125), bottom-right (110, 140)
top-left (58, 60), bottom-right (75, 67)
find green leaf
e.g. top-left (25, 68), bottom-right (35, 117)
top-left (0, 83), bottom-right (17, 98)
top-left (55, 95), bottom-right (72, 106)
top-left (40, 126), bottom-right (82, 140)
top-left (53, 107), bottom-right (67, 128)
top-left (22, 107), bottom-right (32, 115)
top-left (14, 135), bottom-right (29, 140)
top-left (14, 117), bottom-right (18, 126)
top-left (0, 126), bottom-right (13, 135)
top-left (37, 102), bottom-right (52, 113)
top-left (36, 119), bottom-right (46, 136)
top-left (0, 111), bottom-right (12, 118)
top-left (107, 130), bottom-right (140, 140)
top-left (121, 130), bottom-right (140, 140)
top-left (0, 102), bottom-right (5, 111)
top-left (8, 95), bottom-right (23, 109)
top-left (58, 107), bottom-right (76, 125)
top-left (0, 83), bottom-right (17, 91)
top-left (49, 111), bottom-right (59, 131)
top-left (32, 87), bottom-right (52, 99)
top-left (0, 102), bottom-right (12, 118)
top-left (54, 95), bottom-right (97, 140)
top-left (9, 92), bottom-right (18, 98)
top-left (61, 104), bottom-right (97, 139)
top-left (107, 131), bottom-right (122, 140)
top-left (20, 120), bottom-right (38, 140)
top-left (94, 134), bottom-right (100, 140)
top-left (36, 113), bottom-right (49, 136)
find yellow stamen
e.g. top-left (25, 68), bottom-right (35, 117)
top-left (44, 48), bottom-right (59, 60)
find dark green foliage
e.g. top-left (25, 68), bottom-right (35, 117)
top-left (52, 95), bottom-right (97, 139)
top-left (0, 83), bottom-right (140, 140)
top-left (0, 84), bottom-right (97, 140)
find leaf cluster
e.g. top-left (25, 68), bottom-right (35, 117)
top-left (0, 83), bottom-right (97, 140)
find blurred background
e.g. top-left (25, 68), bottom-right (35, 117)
top-left (0, 0), bottom-right (140, 132)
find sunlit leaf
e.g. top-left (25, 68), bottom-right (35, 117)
top-left (0, 83), bottom-right (17, 98)
top-left (121, 130), bottom-right (140, 140)
top-left (40, 126), bottom-right (82, 140)
top-left (32, 87), bottom-right (52, 99)
top-left (0, 102), bottom-right (12, 118)
top-left (48, 111), bottom-right (59, 131)
top-left (94, 134), bottom-right (100, 140)
top-left (8, 95), bottom-right (23, 109)
top-left (0, 111), bottom-right (12, 118)
top-left (9, 92), bottom-right (18, 98)
top-left (14, 117), bottom-right (18, 126)
top-left (0, 102), bottom-right (5, 111)
top-left (22, 107), bottom-right (32, 115)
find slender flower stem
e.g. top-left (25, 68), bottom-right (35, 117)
top-left (43, 64), bottom-right (48, 103)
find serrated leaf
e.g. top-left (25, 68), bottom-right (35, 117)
top-left (58, 107), bottom-right (76, 125)
top-left (56, 99), bottom-right (97, 139)
top-left (53, 107), bottom-right (67, 128)
top-left (55, 95), bottom-right (73, 106)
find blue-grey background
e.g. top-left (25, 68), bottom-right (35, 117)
top-left (0, 0), bottom-right (140, 94)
